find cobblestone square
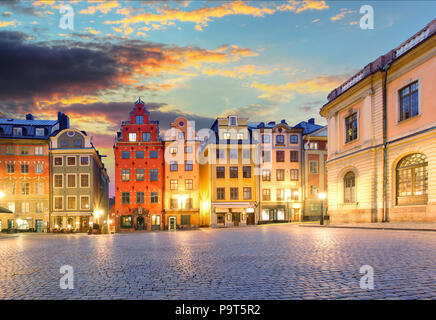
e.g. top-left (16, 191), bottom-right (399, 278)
top-left (0, 224), bottom-right (435, 300)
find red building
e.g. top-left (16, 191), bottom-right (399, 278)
top-left (114, 98), bottom-right (164, 231)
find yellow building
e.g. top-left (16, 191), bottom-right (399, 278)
top-left (163, 117), bottom-right (201, 229)
top-left (200, 115), bottom-right (258, 227)
top-left (320, 19), bottom-right (436, 223)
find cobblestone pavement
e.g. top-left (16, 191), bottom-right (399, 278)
top-left (0, 224), bottom-right (435, 300)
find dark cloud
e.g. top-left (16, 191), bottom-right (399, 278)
top-left (2, 0), bottom-right (41, 16)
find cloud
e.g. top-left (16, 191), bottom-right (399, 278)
top-left (2, 12), bottom-right (12, 17)
top-left (330, 8), bottom-right (355, 22)
top-left (80, 1), bottom-right (121, 15)
top-left (0, 20), bottom-right (16, 27)
top-left (251, 74), bottom-right (349, 103)
top-left (220, 103), bottom-right (279, 120)
top-left (202, 64), bottom-right (272, 79)
top-left (278, 0), bottom-right (329, 13)
top-left (312, 18), bottom-right (320, 23)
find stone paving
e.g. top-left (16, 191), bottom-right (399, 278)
top-left (0, 224), bottom-right (435, 300)
top-left (301, 222), bottom-right (436, 231)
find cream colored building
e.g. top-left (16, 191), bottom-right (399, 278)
top-left (320, 19), bottom-right (436, 223)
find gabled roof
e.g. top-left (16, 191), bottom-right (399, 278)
top-left (294, 120), bottom-right (324, 135)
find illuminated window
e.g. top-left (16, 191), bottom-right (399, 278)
top-left (262, 189), bottom-right (271, 201)
top-left (80, 196), bottom-right (90, 210)
top-left (35, 146), bottom-right (43, 155)
top-left (21, 182), bottom-right (30, 195)
top-left (185, 179), bottom-right (193, 190)
top-left (345, 113), bottom-right (358, 143)
top-left (262, 169), bottom-right (271, 181)
top-left (136, 169), bottom-right (144, 181)
top-left (344, 171), bottom-right (356, 203)
top-left (236, 133), bottom-right (244, 140)
top-left (223, 132), bottom-right (230, 140)
top-left (396, 153), bottom-right (428, 205)
top-left (276, 169), bottom-right (284, 181)
top-left (54, 196), bottom-right (63, 210)
top-left (243, 187), bottom-right (252, 200)
top-left (290, 169), bottom-right (299, 181)
top-left (54, 174), bottom-right (63, 188)
top-left (121, 169), bottom-right (130, 181)
top-left (170, 180), bottom-right (178, 190)
top-left (276, 189), bottom-right (284, 201)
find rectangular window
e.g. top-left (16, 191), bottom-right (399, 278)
top-left (236, 133), bottom-right (244, 140)
top-left (262, 169), bottom-right (271, 181)
top-left (6, 163), bottom-right (14, 173)
top-left (262, 150), bottom-right (271, 162)
top-left (80, 156), bottom-right (89, 166)
top-left (276, 189), bottom-right (284, 201)
top-left (121, 192), bottom-right (130, 204)
top-left (121, 169), bottom-right (130, 181)
top-left (136, 116), bottom-right (143, 124)
top-left (21, 146), bottom-right (28, 155)
top-left (34, 146), bottom-right (43, 155)
top-left (290, 135), bottom-right (298, 144)
top-left (292, 189), bottom-right (299, 201)
top-left (310, 185), bottom-right (318, 196)
top-left (170, 199), bottom-right (178, 209)
top-left (20, 164), bottom-right (29, 173)
top-left (170, 161), bottom-right (178, 171)
top-left (230, 187), bottom-right (239, 200)
top-left (229, 116), bottom-right (237, 126)
top-left (216, 166), bottom-right (225, 178)
top-left (142, 132), bottom-right (151, 142)
top-left (80, 174), bottom-right (90, 188)
top-left (290, 151), bottom-right (298, 162)
top-left (242, 149), bottom-right (250, 160)
top-left (216, 149), bottom-right (225, 159)
top-left (178, 132), bottom-right (185, 139)
top-left (150, 192), bottom-right (159, 203)
top-left (35, 182), bottom-right (44, 195)
top-left (170, 147), bottom-right (177, 154)
top-left (276, 151), bottom-right (285, 162)
top-left (54, 174), bottom-right (63, 188)
top-left (223, 132), bottom-right (230, 140)
top-left (309, 161), bottom-right (319, 174)
top-left (243, 166), bottom-right (251, 178)
top-left (129, 133), bottom-right (137, 142)
top-left (217, 188), bottom-right (225, 200)
top-left (185, 146), bottom-right (193, 153)
top-left (309, 142), bottom-right (318, 150)
top-left (345, 113), bottom-right (358, 143)
top-left (13, 127), bottom-right (22, 136)
top-left (262, 189), bottom-right (271, 201)
top-left (67, 174), bottom-right (76, 188)
top-left (150, 150), bottom-right (158, 158)
top-left (67, 156), bottom-right (76, 166)
top-left (276, 169), bottom-right (285, 181)
top-left (399, 81), bottom-right (419, 121)
top-left (185, 160), bottom-right (193, 171)
top-left (136, 192), bottom-right (144, 204)
top-left (121, 151), bottom-right (130, 159)
top-left (150, 169), bottom-right (158, 181)
top-left (290, 169), bottom-right (299, 181)
top-left (230, 167), bottom-right (238, 178)
top-left (185, 179), bottom-right (193, 190)
top-left (276, 135), bottom-right (284, 145)
top-left (35, 128), bottom-right (45, 136)
top-left (80, 196), bottom-right (90, 210)
top-left (67, 196), bottom-right (76, 210)
top-left (136, 151), bottom-right (144, 159)
top-left (54, 196), bottom-right (63, 210)
top-left (54, 157), bottom-right (63, 166)
top-left (6, 182), bottom-right (15, 195)
top-left (36, 202), bottom-right (44, 213)
top-left (262, 134), bottom-right (271, 144)
top-left (170, 179), bottom-right (178, 190)
top-left (185, 198), bottom-right (193, 209)
top-left (136, 169), bottom-right (144, 181)
top-left (21, 182), bottom-right (30, 195)
top-left (120, 215), bottom-right (132, 228)
top-left (181, 215), bottom-right (191, 225)
top-left (229, 149), bottom-right (238, 159)
top-left (243, 187), bottom-right (252, 200)
top-left (6, 146), bottom-right (14, 155)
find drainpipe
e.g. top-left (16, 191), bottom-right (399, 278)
top-left (382, 63), bottom-right (391, 222)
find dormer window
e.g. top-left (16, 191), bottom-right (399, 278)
top-left (35, 128), bottom-right (45, 136)
top-left (13, 128), bottom-right (23, 136)
top-left (229, 116), bottom-right (237, 126)
top-left (60, 140), bottom-right (69, 148)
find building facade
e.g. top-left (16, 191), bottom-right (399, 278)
top-left (0, 113), bottom-right (69, 232)
top-left (295, 119), bottom-right (328, 221)
top-left (320, 19), bottom-right (436, 223)
top-left (200, 115), bottom-right (258, 227)
top-left (163, 117), bottom-right (200, 230)
top-left (255, 121), bottom-right (304, 223)
top-left (114, 98), bottom-right (164, 231)
top-left (50, 128), bottom-right (110, 232)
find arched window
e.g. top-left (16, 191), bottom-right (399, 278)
top-left (396, 153), bottom-right (428, 205)
top-left (344, 171), bottom-right (356, 203)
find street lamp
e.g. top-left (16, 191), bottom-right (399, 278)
top-left (318, 192), bottom-right (327, 225)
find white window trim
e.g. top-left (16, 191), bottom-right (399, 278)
top-left (66, 173), bottom-right (77, 189)
top-left (34, 146), bottom-right (43, 155)
top-left (80, 195), bottom-right (91, 211)
top-left (66, 156), bottom-right (76, 167)
top-left (228, 116), bottom-right (238, 126)
top-left (80, 155), bottom-right (90, 166)
top-left (395, 77), bottom-right (423, 124)
top-left (53, 174), bottom-right (64, 188)
top-left (343, 109), bottom-right (360, 145)
top-left (66, 195), bottom-right (77, 210)
top-left (53, 196), bottom-right (64, 211)
top-left (80, 173), bottom-right (90, 188)
top-left (129, 132), bottom-right (137, 142)
top-left (54, 156), bottom-right (63, 167)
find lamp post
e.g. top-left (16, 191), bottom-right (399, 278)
top-left (318, 192), bottom-right (327, 225)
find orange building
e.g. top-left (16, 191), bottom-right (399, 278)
top-left (321, 19), bottom-right (436, 223)
top-left (114, 99), bottom-right (164, 231)
top-left (163, 117), bottom-right (200, 229)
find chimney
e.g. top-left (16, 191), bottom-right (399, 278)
top-left (280, 119), bottom-right (287, 124)
top-left (308, 118), bottom-right (315, 125)
top-left (26, 114), bottom-right (34, 120)
top-left (58, 112), bottom-right (70, 130)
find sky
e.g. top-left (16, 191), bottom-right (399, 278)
top-left (0, 0), bottom-right (435, 196)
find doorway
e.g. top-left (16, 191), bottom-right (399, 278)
top-left (80, 217), bottom-right (89, 232)
top-left (246, 212), bottom-right (255, 225)
top-left (36, 220), bottom-right (43, 233)
top-left (151, 215), bottom-right (161, 231)
top-left (137, 216), bottom-right (145, 230)
top-left (168, 216), bottom-right (176, 231)
top-left (232, 212), bottom-right (241, 227)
